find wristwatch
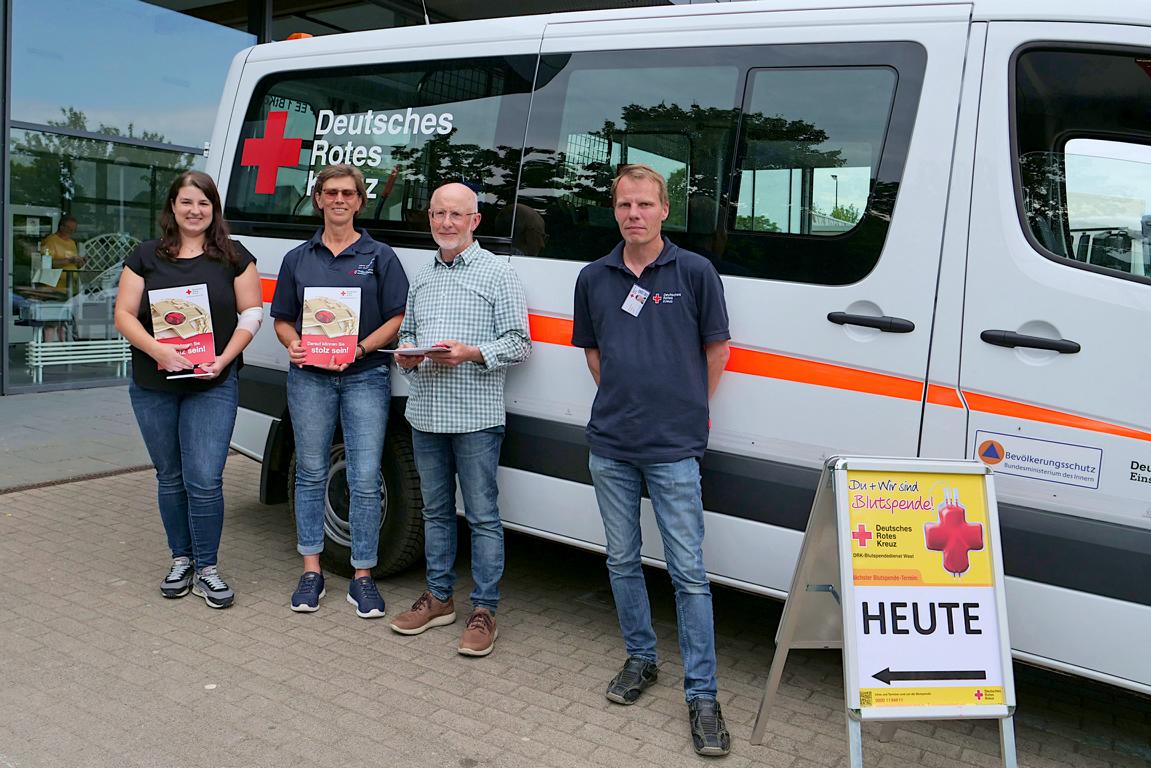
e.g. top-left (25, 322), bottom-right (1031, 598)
top-left (356, 343), bottom-right (367, 359)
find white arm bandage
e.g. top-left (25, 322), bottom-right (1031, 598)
top-left (237, 306), bottom-right (264, 336)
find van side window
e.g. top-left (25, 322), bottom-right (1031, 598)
top-left (518, 49), bottom-right (742, 261)
top-left (517, 43), bottom-right (924, 284)
top-left (732, 68), bottom-right (896, 237)
top-left (224, 56), bottom-right (535, 241)
top-left (1016, 48), bottom-right (1151, 282)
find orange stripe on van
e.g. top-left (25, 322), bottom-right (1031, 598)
top-left (528, 314), bottom-right (575, 347)
top-left (251, 287), bottom-right (1146, 442)
top-left (926, 383), bottom-right (964, 408)
top-left (963, 391), bottom-right (1151, 442)
top-left (726, 346), bottom-right (925, 401)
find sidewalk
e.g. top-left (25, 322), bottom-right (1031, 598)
top-left (0, 386), bottom-right (151, 491)
top-left (0, 457), bottom-right (1148, 768)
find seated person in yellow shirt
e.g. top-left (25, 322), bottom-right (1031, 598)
top-left (38, 214), bottom-right (83, 341)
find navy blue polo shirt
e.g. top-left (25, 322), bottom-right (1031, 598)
top-left (270, 229), bottom-right (409, 376)
top-left (572, 237), bottom-right (730, 463)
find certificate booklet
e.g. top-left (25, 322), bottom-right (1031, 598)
top-left (302, 287), bottom-right (361, 366)
top-left (148, 283), bottom-right (216, 377)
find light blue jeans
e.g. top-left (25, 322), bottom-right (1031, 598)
top-left (588, 452), bottom-right (718, 703)
top-left (287, 365), bottom-right (390, 569)
top-left (129, 370), bottom-right (238, 569)
top-left (412, 426), bottom-right (505, 612)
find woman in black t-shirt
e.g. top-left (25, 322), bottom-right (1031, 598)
top-left (114, 171), bottom-right (262, 609)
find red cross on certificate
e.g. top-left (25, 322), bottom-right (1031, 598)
top-left (924, 497), bottom-right (984, 575)
top-left (241, 111), bottom-right (303, 195)
top-left (851, 524), bottom-right (873, 547)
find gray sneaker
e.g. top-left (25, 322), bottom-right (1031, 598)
top-left (192, 566), bottom-right (234, 609)
top-left (160, 557), bottom-right (194, 598)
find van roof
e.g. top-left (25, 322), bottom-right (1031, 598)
top-left (247, 0), bottom-right (1151, 62)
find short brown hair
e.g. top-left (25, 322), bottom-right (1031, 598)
top-left (611, 164), bottom-right (668, 206)
top-left (312, 164), bottom-right (367, 210)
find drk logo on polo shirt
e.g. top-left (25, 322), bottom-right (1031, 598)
top-left (351, 258), bottom-right (376, 276)
top-left (651, 292), bottom-right (682, 305)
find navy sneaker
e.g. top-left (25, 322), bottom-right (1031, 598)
top-left (290, 571), bottom-right (326, 613)
top-left (191, 566), bottom-right (234, 609)
top-left (160, 556), bottom-right (194, 598)
top-left (347, 576), bottom-right (386, 618)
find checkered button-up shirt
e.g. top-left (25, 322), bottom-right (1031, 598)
top-left (398, 242), bottom-right (531, 433)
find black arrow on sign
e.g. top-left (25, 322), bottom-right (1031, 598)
top-left (872, 667), bottom-right (987, 685)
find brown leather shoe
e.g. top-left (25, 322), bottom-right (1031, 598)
top-left (389, 591), bottom-right (456, 635)
top-left (458, 608), bottom-right (497, 656)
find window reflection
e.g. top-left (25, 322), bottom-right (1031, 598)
top-left (7, 128), bottom-right (199, 387)
top-left (734, 67), bottom-right (896, 236)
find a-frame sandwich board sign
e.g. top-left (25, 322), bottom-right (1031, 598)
top-left (751, 456), bottom-right (1018, 768)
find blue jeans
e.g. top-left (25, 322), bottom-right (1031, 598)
top-left (129, 370), bottom-right (238, 569)
top-left (588, 452), bottom-right (718, 703)
top-left (412, 426), bottom-right (505, 612)
top-left (288, 365), bottom-right (390, 569)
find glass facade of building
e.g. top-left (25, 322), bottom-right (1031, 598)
top-left (2, 0), bottom-right (674, 393)
top-left (3, 0), bottom-right (254, 392)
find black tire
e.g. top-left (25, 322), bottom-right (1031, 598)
top-left (287, 426), bottom-right (424, 578)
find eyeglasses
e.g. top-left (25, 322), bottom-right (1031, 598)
top-left (429, 210), bottom-right (478, 223)
top-left (321, 188), bottom-right (359, 199)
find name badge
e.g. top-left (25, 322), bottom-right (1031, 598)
top-left (621, 284), bottom-right (650, 317)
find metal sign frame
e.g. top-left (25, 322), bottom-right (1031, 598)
top-left (752, 455), bottom-right (1018, 768)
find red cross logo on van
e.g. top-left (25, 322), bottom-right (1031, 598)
top-left (241, 111), bottom-right (303, 194)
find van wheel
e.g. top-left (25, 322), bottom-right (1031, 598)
top-left (286, 428), bottom-right (424, 578)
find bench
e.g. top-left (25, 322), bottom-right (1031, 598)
top-left (25, 338), bottom-right (131, 384)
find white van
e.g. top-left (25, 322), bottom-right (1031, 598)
top-left (206, 0), bottom-right (1151, 695)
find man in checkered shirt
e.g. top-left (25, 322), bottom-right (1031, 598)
top-left (389, 182), bottom-right (530, 657)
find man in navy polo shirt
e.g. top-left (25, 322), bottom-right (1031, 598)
top-left (572, 164), bottom-right (732, 757)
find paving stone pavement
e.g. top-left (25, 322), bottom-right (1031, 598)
top-left (0, 386), bottom-right (150, 491)
top-left (1, 456), bottom-right (1149, 768)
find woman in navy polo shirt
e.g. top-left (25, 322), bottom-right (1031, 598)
top-left (270, 164), bottom-right (409, 618)
top-left (114, 171), bottom-right (263, 609)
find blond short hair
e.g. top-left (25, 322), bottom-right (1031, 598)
top-left (312, 164), bottom-right (367, 209)
top-left (611, 164), bottom-right (668, 206)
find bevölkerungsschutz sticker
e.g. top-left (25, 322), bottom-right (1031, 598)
top-left (974, 430), bottom-right (1102, 489)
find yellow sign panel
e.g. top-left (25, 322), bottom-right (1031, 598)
top-left (843, 468), bottom-right (1007, 713)
top-left (846, 470), bottom-right (993, 587)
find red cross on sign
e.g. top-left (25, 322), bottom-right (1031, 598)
top-left (241, 111), bottom-right (303, 195)
top-left (924, 499), bottom-right (984, 575)
top-left (851, 524), bottom-right (873, 547)
top-left (974, 690), bottom-right (984, 700)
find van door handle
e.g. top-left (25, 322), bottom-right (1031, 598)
top-left (980, 330), bottom-right (1081, 353)
top-left (827, 312), bottom-right (915, 333)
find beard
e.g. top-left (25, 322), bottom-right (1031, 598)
top-left (432, 231), bottom-right (470, 252)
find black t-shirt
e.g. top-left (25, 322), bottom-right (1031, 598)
top-left (572, 238), bottom-right (730, 463)
top-left (269, 229), bottom-right (409, 376)
top-left (124, 239), bottom-right (256, 393)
